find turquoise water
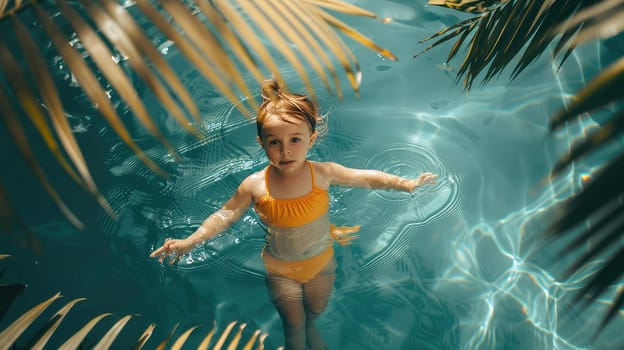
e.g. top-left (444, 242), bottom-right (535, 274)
top-left (2, 1), bottom-right (624, 349)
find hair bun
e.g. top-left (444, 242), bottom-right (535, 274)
top-left (260, 79), bottom-right (282, 102)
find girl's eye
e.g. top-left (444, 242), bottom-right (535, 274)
top-left (291, 137), bottom-right (301, 143)
top-left (268, 140), bottom-right (280, 145)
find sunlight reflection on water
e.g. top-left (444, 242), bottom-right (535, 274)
top-left (40, 1), bottom-right (623, 349)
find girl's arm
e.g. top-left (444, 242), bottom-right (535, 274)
top-left (150, 177), bottom-right (254, 264)
top-left (323, 162), bottom-right (437, 192)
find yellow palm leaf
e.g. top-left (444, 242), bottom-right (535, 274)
top-left (92, 314), bottom-right (134, 349)
top-left (31, 298), bottom-right (86, 350)
top-left (58, 313), bottom-right (113, 350)
top-left (12, 14), bottom-right (117, 219)
top-left (1, 0), bottom-right (396, 241)
top-left (33, 2), bottom-right (169, 178)
top-left (0, 293), bottom-right (62, 348)
top-left (171, 326), bottom-right (200, 349)
top-left (132, 323), bottom-right (156, 350)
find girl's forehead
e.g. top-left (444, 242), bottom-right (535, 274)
top-left (263, 114), bottom-right (305, 127)
top-left (261, 115), bottom-right (310, 135)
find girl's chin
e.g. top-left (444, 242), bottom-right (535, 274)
top-left (272, 160), bottom-right (304, 171)
top-left (278, 160), bottom-right (296, 166)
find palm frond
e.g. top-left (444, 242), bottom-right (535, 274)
top-left (417, 0), bottom-right (601, 89)
top-left (0, 292), bottom-right (273, 349)
top-left (422, 0), bottom-right (624, 333)
top-left (546, 81), bottom-right (624, 333)
top-left (0, 0), bottom-right (395, 244)
top-left (554, 0), bottom-right (624, 50)
top-left (428, 0), bottom-right (503, 13)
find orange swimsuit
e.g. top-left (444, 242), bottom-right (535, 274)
top-left (255, 162), bottom-right (358, 283)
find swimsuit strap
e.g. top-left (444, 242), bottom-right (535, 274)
top-left (264, 165), bottom-right (271, 197)
top-left (307, 161), bottom-right (317, 188)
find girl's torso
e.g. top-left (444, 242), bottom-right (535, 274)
top-left (252, 161), bottom-right (332, 261)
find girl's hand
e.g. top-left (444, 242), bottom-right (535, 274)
top-left (150, 238), bottom-right (194, 265)
top-left (405, 172), bottom-right (437, 192)
top-left (329, 225), bottom-right (360, 246)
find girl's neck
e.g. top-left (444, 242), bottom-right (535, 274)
top-left (268, 161), bottom-right (312, 199)
top-left (270, 161), bottom-right (308, 180)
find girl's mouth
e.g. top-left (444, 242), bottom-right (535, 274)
top-left (279, 160), bottom-right (295, 166)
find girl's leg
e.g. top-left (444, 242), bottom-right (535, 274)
top-left (266, 274), bottom-right (307, 350)
top-left (302, 258), bottom-right (337, 350)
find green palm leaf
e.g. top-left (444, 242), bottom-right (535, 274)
top-left (418, 0), bottom-right (594, 89)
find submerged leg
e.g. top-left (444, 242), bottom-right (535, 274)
top-left (303, 258), bottom-right (336, 350)
top-left (266, 274), bottom-right (307, 350)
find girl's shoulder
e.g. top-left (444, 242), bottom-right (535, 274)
top-left (310, 161), bottom-right (340, 173)
top-left (239, 168), bottom-right (267, 200)
top-left (309, 161), bottom-right (339, 188)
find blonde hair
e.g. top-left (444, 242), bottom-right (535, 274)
top-left (256, 79), bottom-right (319, 139)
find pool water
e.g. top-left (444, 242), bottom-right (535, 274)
top-left (1, 1), bottom-right (623, 349)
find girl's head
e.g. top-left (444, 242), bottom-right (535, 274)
top-left (256, 79), bottom-right (319, 141)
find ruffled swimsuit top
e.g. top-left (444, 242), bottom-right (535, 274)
top-left (254, 162), bottom-right (332, 261)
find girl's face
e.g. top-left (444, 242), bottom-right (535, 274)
top-left (257, 115), bottom-right (317, 173)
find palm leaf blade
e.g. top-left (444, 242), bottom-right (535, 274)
top-left (306, 0), bottom-right (377, 18)
top-left (0, 292), bottom-right (62, 348)
top-left (0, 39), bottom-right (83, 188)
top-left (550, 57), bottom-right (624, 130)
top-left (57, 0), bottom-right (183, 157)
top-left (134, 0), bottom-right (252, 118)
top-left (194, 0), bottom-right (263, 106)
top-left (560, 200), bottom-right (622, 256)
top-left (11, 15), bottom-right (117, 220)
top-left (170, 326), bottom-right (199, 350)
top-left (256, 0), bottom-right (334, 95)
top-left (31, 298), bottom-right (86, 350)
top-left (225, 323), bottom-right (246, 350)
top-left (556, 0), bottom-right (624, 47)
top-left (213, 320), bottom-right (237, 350)
top-left (300, 1), bottom-right (362, 95)
top-left (10, 18), bottom-right (83, 185)
top-left (0, 85), bottom-right (84, 229)
top-left (599, 287), bottom-right (624, 335)
top-left (101, 0), bottom-right (201, 122)
top-left (34, 2), bottom-right (168, 178)
top-left (566, 219), bottom-right (624, 283)
top-left (197, 322), bottom-right (217, 350)
top-left (242, 329), bottom-right (261, 350)
top-left (577, 250), bottom-right (624, 308)
top-left (155, 323), bottom-right (179, 350)
top-left (92, 314), bottom-right (133, 350)
top-left (159, 0), bottom-right (255, 116)
top-left (131, 323), bottom-right (155, 350)
top-left (280, 0), bottom-right (356, 98)
top-left (552, 110), bottom-right (624, 176)
top-left (0, 0), bottom-right (9, 15)
top-left (428, 0), bottom-right (494, 13)
top-left (213, 0), bottom-right (286, 86)
top-left (317, 9), bottom-right (397, 61)
top-left (547, 153), bottom-right (624, 234)
top-left (236, 0), bottom-right (316, 99)
top-left (74, 0), bottom-right (200, 139)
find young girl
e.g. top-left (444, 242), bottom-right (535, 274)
top-left (151, 80), bottom-right (437, 350)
